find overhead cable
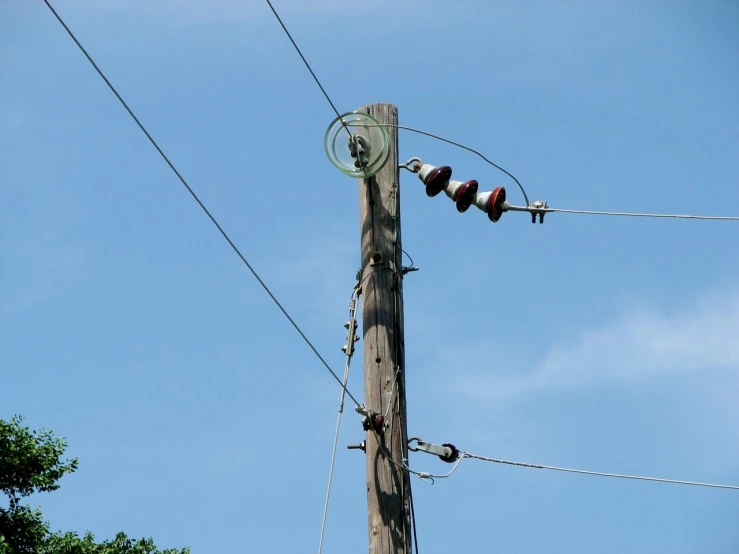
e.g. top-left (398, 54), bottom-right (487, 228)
top-left (262, 0), bottom-right (351, 136)
top-left (546, 207), bottom-right (739, 221)
top-left (42, 0), bottom-right (361, 408)
top-left (461, 451), bottom-right (739, 490)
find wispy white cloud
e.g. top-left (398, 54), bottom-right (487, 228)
top-left (446, 286), bottom-right (739, 400)
top-left (418, 284), bottom-right (739, 473)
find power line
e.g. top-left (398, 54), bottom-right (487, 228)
top-left (547, 207), bottom-right (739, 221)
top-left (262, 0), bottom-right (351, 137)
top-left (262, 0), bottom-right (341, 120)
top-left (462, 451), bottom-right (739, 490)
top-left (42, 0), bottom-right (362, 409)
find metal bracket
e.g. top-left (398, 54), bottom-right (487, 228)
top-left (399, 157), bottom-right (423, 173)
top-left (407, 438), bottom-right (460, 463)
top-left (349, 135), bottom-right (370, 168)
top-left (341, 298), bottom-right (359, 356)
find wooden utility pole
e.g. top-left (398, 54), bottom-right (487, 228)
top-left (356, 103), bottom-right (411, 553)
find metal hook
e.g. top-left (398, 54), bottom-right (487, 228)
top-left (399, 157), bottom-right (423, 173)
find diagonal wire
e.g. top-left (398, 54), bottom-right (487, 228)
top-left (262, 0), bottom-right (351, 136)
top-left (317, 286), bottom-right (360, 554)
top-left (462, 451), bottom-right (739, 490)
top-left (42, 0), bottom-right (361, 408)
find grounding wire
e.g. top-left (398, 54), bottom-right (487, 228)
top-left (461, 451), bottom-right (739, 490)
top-left (43, 0), bottom-right (361, 409)
top-left (401, 248), bottom-right (415, 268)
top-left (408, 480), bottom-right (420, 554)
top-left (350, 122), bottom-right (530, 206)
top-left (317, 286), bottom-right (360, 554)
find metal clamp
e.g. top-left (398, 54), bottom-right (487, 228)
top-left (349, 135), bottom-right (369, 168)
top-left (502, 200), bottom-right (550, 224)
top-left (341, 297), bottom-right (359, 356)
top-left (407, 438), bottom-right (460, 463)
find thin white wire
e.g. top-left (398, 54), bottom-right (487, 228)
top-left (547, 208), bottom-right (739, 220)
top-left (317, 287), bottom-right (359, 554)
top-left (383, 368), bottom-right (401, 419)
top-left (462, 452), bottom-right (739, 490)
top-left (402, 454), bottom-right (466, 484)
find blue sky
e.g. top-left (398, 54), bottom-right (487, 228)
top-left (2, 1), bottom-right (738, 552)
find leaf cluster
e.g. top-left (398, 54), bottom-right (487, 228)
top-left (1, 416), bottom-right (188, 554)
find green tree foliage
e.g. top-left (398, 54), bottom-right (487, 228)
top-left (40, 532), bottom-right (189, 554)
top-left (0, 416), bottom-right (78, 505)
top-left (0, 416), bottom-right (188, 554)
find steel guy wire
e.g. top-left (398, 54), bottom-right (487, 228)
top-left (461, 451), bottom-right (739, 490)
top-left (545, 207), bottom-right (739, 220)
top-left (317, 286), bottom-right (360, 554)
top-left (350, 122), bottom-right (530, 206)
top-left (43, 0), bottom-right (362, 409)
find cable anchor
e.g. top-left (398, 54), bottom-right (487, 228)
top-left (407, 437), bottom-right (460, 463)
